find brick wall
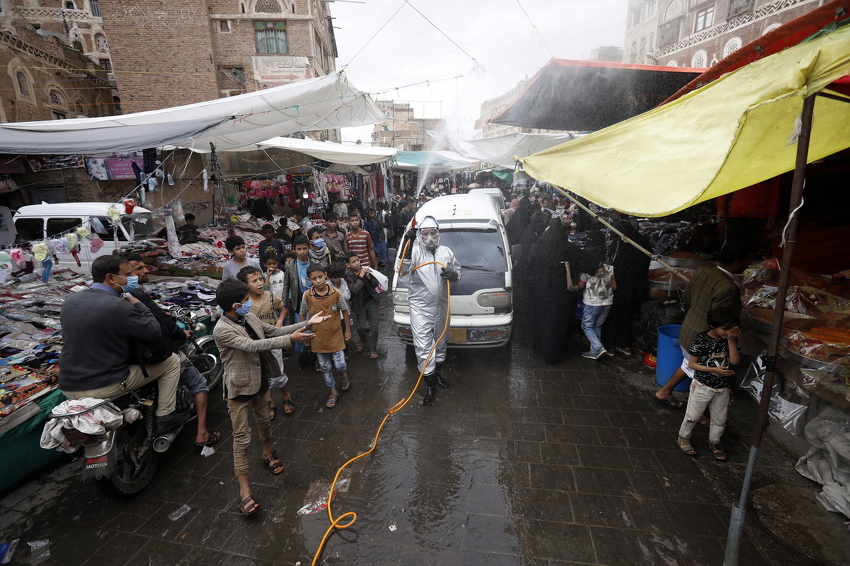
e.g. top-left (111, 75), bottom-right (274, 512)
top-left (98, 0), bottom-right (219, 113)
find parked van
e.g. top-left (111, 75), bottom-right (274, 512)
top-left (467, 187), bottom-right (507, 211)
top-left (392, 194), bottom-right (513, 348)
top-left (13, 202), bottom-right (158, 273)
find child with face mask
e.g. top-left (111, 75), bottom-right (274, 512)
top-left (307, 226), bottom-right (332, 268)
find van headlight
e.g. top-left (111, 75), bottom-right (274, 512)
top-left (393, 289), bottom-right (408, 306)
top-left (477, 291), bottom-right (511, 307)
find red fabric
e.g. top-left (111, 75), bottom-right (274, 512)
top-left (716, 178), bottom-right (780, 219)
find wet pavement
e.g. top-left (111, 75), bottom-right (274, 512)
top-left (1, 294), bottom-right (846, 565)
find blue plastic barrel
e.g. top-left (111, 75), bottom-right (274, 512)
top-left (655, 324), bottom-right (691, 392)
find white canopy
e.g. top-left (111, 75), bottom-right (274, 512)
top-left (0, 73), bottom-right (385, 155)
top-left (256, 136), bottom-right (396, 164)
top-left (428, 131), bottom-right (577, 168)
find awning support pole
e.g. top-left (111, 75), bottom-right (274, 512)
top-left (723, 93), bottom-right (815, 566)
top-left (552, 186), bottom-right (690, 282)
top-left (209, 143), bottom-right (234, 236)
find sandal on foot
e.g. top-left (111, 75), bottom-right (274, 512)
top-left (262, 453), bottom-right (285, 475)
top-left (339, 375), bottom-right (350, 392)
top-left (326, 393), bottom-right (339, 409)
top-left (677, 437), bottom-right (697, 456)
top-left (281, 397), bottom-right (296, 415)
top-left (711, 445), bottom-right (727, 461)
top-left (193, 431), bottom-right (222, 447)
top-left (356, 344), bottom-right (365, 353)
top-left (653, 394), bottom-right (683, 409)
top-left (369, 351), bottom-right (379, 360)
top-left (699, 415), bottom-right (712, 427)
top-left (314, 362), bottom-right (322, 373)
top-left (238, 495), bottom-right (261, 516)
top-left (269, 405), bottom-right (277, 421)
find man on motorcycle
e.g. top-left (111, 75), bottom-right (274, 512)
top-left (59, 255), bottom-right (187, 435)
top-left (126, 254), bottom-right (221, 447)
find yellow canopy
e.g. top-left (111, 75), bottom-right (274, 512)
top-left (519, 25), bottom-right (850, 217)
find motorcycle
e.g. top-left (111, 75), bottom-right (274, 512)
top-left (45, 375), bottom-right (196, 498)
top-left (43, 308), bottom-right (223, 498)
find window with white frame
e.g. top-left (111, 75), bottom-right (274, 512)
top-left (90, 0), bottom-right (101, 16)
top-left (647, 0), bottom-right (658, 17)
top-left (694, 6), bottom-right (714, 32)
top-left (16, 71), bottom-right (30, 97)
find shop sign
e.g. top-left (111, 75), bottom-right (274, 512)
top-left (84, 152), bottom-right (144, 180)
top-left (27, 155), bottom-right (84, 172)
top-left (253, 56), bottom-right (313, 88)
top-left (0, 156), bottom-right (27, 174)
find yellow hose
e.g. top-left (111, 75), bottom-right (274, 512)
top-left (310, 259), bottom-right (450, 566)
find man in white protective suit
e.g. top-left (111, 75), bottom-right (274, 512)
top-left (400, 215), bottom-right (461, 405)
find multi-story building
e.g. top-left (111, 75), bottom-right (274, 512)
top-left (97, 0), bottom-right (338, 119)
top-left (624, 0), bottom-right (820, 68)
top-left (0, 1), bottom-right (115, 122)
top-left (372, 101), bottom-right (445, 151)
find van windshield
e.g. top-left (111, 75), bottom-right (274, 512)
top-left (439, 228), bottom-right (508, 273)
top-left (93, 213), bottom-right (158, 241)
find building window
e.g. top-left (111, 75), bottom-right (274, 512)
top-left (99, 58), bottom-right (111, 72)
top-left (694, 6), bottom-right (714, 32)
top-left (219, 67), bottom-right (246, 91)
top-left (255, 21), bottom-right (287, 54)
top-left (95, 33), bottom-right (108, 52)
top-left (49, 91), bottom-right (64, 106)
top-left (631, 7), bottom-right (641, 26)
top-left (691, 50), bottom-right (707, 67)
top-left (52, 111), bottom-right (66, 120)
top-left (723, 37), bottom-right (742, 57)
top-left (665, 0), bottom-right (682, 20)
top-left (75, 100), bottom-right (84, 114)
top-left (647, 0), bottom-right (657, 17)
top-left (220, 20), bottom-right (230, 31)
top-left (255, 0), bottom-right (283, 13)
top-left (90, 0), bottom-right (101, 16)
top-left (728, 0), bottom-right (753, 18)
top-left (112, 96), bottom-right (122, 114)
top-left (16, 72), bottom-right (30, 96)
top-left (659, 18), bottom-right (681, 46)
top-left (639, 37), bottom-right (646, 61)
top-left (64, 1), bottom-right (75, 9)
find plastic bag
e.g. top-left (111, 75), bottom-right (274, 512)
top-left (742, 352), bottom-right (810, 436)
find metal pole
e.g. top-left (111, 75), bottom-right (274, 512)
top-left (723, 93), bottom-right (816, 566)
top-left (209, 143), bottom-right (234, 236)
top-left (553, 186), bottom-right (690, 282)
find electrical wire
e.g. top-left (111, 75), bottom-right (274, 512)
top-left (339, 1), bottom-right (408, 71)
top-left (311, 248), bottom-right (451, 566)
top-left (402, 0), bottom-right (478, 66)
top-left (514, 0), bottom-right (555, 58)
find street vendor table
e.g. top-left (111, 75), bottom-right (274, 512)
top-left (0, 389), bottom-right (66, 494)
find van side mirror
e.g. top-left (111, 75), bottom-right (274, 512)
top-left (511, 244), bottom-right (521, 264)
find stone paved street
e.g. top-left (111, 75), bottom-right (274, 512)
top-left (0, 298), bottom-right (843, 565)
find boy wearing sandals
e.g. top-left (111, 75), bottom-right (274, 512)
top-left (299, 263), bottom-right (352, 408)
top-left (677, 307), bottom-right (741, 462)
top-left (214, 279), bottom-right (328, 516)
top-left (237, 266), bottom-right (295, 420)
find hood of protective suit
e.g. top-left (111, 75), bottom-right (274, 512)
top-left (418, 215), bottom-right (440, 253)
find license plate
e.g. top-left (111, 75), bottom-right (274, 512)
top-left (448, 328), bottom-right (466, 343)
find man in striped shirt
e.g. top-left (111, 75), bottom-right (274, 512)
top-left (345, 212), bottom-right (378, 269)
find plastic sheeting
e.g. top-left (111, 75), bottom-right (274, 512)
top-left (0, 73), bottom-right (385, 155)
top-left (256, 136), bottom-right (396, 165)
top-left (429, 131), bottom-right (576, 168)
top-left (519, 24), bottom-right (850, 217)
top-left (796, 406), bottom-right (850, 518)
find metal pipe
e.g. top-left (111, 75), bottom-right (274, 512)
top-left (723, 93), bottom-right (816, 566)
top-left (552, 186), bottom-right (690, 282)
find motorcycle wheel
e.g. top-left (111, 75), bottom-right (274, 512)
top-left (185, 334), bottom-right (223, 391)
top-left (95, 420), bottom-right (158, 498)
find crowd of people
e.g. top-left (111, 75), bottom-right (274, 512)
top-left (56, 179), bottom-right (763, 516)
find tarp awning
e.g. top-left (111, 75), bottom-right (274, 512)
top-left (429, 131), bottom-right (577, 168)
top-left (519, 23), bottom-right (850, 217)
top-left (0, 73), bottom-right (384, 155)
top-left (490, 59), bottom-right (702, 132)
top-left (256, 136), bottom-right (396, 164)
top-left (393, 150), bottom-right (477, 171)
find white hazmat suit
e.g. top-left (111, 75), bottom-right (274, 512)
top-left (401, 223), bottom-right (461, 378)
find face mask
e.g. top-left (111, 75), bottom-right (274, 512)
top-left (120, 275), bottom-right (139, 292)
top-left (423, 233), bottom-right (439, 252)
top-left (235, 299), bottom-right (252, 316)
top-left (312, 238), bottom-right (326, 249)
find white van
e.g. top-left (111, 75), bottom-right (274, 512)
top-left (13, 202), bottom-right (158, 273)
top-left (392, 194), bottom-right (513, 348)
top-left (467, 187), bottom-right (507, 211)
